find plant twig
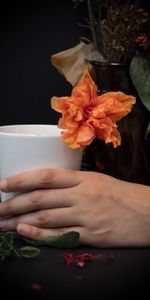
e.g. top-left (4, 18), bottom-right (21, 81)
top-left (87, 0), bottom-right (99, 50)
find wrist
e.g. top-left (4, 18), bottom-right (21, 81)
top-left (124, 182), bottom-right (150, 246)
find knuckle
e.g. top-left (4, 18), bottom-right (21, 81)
top-left (6, 218), bottom-right (18, 231)
top-left (39, 169), bottom-right (56, 186)
top-left (30, 190), bottom-right (45, 208)
top-left (33, 228), bottom-right (44, 240)
top-left (37, 210), bottom-right (50, 226)
top-left (1, 202), bottom-right (13, 216)
top-left (7, 176), bottom-right (22, 191)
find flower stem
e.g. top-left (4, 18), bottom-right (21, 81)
top-left (87, 0), bottom-right (99, 51)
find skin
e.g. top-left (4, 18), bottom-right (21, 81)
top-left (0, 168), bottom-right (150, 247)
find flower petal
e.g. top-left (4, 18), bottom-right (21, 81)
top-left (76, 125), bottom-right (95, 146)
top-left (61, 124), bottom-right (95, 149)
top-left (51, 96), bottom-right (70, 113)
top-left (61, 129), bottom-right (80, 149)
top-left (72, 65), bottom-right (98, 107)
top-left (51, 68), bottom-right (135, 149)
top-left (94, 92), bottom-right (136, 122)
top-left (91, 117), bottom-right (121, 148)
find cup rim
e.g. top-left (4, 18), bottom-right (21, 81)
top-left (0, 124), bottom-right (61, 137)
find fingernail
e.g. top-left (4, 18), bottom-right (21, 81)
top-left (0, 179), bottom-right (7, 191)
top-left (0, 219), bottom-right (7, 230)
top-left (17, 224), bottom-right (28, 234)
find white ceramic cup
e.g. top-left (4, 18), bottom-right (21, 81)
top-left (0, 124), bottom-right (83, 201)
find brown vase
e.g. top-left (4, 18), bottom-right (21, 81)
top-left (82, 61), bottom-right (150, 185)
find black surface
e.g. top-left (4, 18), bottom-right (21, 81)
top-left (0, 245), bottom-right (150, 299)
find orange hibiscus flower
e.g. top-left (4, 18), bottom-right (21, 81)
top-left (51, 66), bottom-right (136, 149)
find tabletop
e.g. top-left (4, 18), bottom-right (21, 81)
top-left (0, 243), bottom-right (150, 300)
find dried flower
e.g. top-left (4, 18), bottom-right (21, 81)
top-left (51, 66), bottom-right (135, 149)
top-left (51, 2), bottom-right (150, 118)
top-left (73, 0), bottom-right (149, 63)
top-left (63, 251), bottom-right (114, 267)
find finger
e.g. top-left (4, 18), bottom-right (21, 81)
top-left (0, 207), bottom-right (80, 231)
top-left (0, 188), bottom-right (74, 218)
top-left (0, 168), bottom-right (82, 193)
top-left (16, 224), bottom-right (111, 247)
top-left (16, 223), bottom-right (84, 241)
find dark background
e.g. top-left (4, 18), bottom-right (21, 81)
top-left (0, 2), bottom-right (150, 299)
top-left (0, 0), bottom-right (148, 126)
top-left (0, 0), bottom-right (89, 125)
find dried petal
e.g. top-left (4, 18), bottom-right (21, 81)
top-left (76, 260), bottom-right (85, 267)
top-left (62, 251), bottom-right (114, 268)
top-left (63, 252), bottom-right (74, 266)
top-left (51, 67), bottom-right (136, 149)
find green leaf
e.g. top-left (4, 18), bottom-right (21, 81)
top-left (0, 232), bottom-right (14, 261)
top-left (44, 231), bottom-right (80, 248)
top-left (25, 231), bottom-right (80, 248)
top-left (0, 231), bottom-right (80, 262)
top-left (0, 232), bottom-right (14, 248)
top-left (18, 246), bottom-right (40, 258)
top-left (130, 55), bottom-right (150, 111)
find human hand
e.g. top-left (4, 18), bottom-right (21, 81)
top-left (0, 168), bottom-right (150, 247)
